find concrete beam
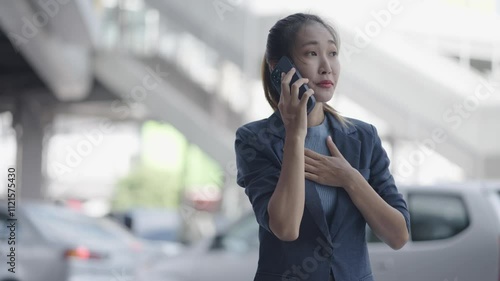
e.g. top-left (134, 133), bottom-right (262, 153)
top-left (0, 0), bottom-right (93, 101)
top-left (94, 52), bottom-right (235, 167)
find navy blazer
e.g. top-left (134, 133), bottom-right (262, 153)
top-left (235, 110), bottom-right (410, 281)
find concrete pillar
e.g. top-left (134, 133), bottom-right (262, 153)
top-left (13, 95), bottom-right (54, 200)
top-left (483, 156), bottom-right (500, 179)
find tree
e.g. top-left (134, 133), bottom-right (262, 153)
top-left (111, 164), bottom-right (182, 210)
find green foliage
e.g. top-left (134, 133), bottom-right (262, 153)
top-left (111, 165), bottom-right (182, 211)
top-left (111, 121), bottom-right (224, 212)
top-left (184, 144), bottom-right (224, 189)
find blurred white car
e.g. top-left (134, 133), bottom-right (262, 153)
top-left (0, 200), bottom-right (150, 281)
top-left (137, 211), bottom-right (259, 281)
top-left (366, 182), bottom-right (500, 281)
top-left (138, 182), bottom-right (500, 281)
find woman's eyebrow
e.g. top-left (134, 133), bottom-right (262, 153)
top-left (300, 39), bottom-right (336, 48)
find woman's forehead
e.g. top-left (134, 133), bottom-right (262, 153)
top-left (294, 23), bottom-right (335, 46)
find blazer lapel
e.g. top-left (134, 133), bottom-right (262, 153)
top-left (327, 116), bottom-right (362, 240)
top-left (304, 179), bottom-right (334, 247)
top-left (331, 128), bottom-right (361, 170)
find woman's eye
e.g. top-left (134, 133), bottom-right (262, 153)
top-left (305, 51), bottom-right (337, 56)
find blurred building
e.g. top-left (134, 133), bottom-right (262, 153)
top-left (0, 0), bottom-right (499, 223)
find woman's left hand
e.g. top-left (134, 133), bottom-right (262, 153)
top-left (304, 135), bottom-right (357, 188)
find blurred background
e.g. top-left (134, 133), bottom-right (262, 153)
top-left (0, 0), bottom-right (499, 280)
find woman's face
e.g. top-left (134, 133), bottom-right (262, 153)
top-left (291, 22), bottom-right (340, 103)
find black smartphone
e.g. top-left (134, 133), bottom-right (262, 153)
top-left (270, 56), bottom-right (316, 114)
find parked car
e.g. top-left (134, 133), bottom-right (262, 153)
top-left (137, 211), bottom-right (259, 281)
top-left (0, 199), bottom-right (151, 281)
top-left (107, 208), bottom-right (185, 258)
top-left (137, 182), bottom-right (500, 281)
top-left (366, 182), bottom-right (500, 281)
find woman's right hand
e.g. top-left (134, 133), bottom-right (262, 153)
top-left (277, 68), bottom-right (315, 138)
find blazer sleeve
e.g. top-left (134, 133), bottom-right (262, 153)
top-left (234, 126), bottom-right (280, 235)
top-left (368, 125), bottom-right (411, 235)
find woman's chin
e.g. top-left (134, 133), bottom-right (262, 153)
top-left (312, 92), bottom-right (334, 103)
top-left (310, 87), bottom-right (335, 102)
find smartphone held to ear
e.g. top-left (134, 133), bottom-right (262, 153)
top-left (270, 56), bottom-right (316, 114)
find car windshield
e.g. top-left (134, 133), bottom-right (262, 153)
top-left (24, 204), bottom-right (136, 244)
top-left (130, 209), bottom-right (181, 241)
top-left (220, 213), bottom-right (259, 252)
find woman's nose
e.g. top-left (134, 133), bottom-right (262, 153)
top-left (320, 66), bottom-right (332, 74)
top-left (319, 59), bottom-right (332, 74)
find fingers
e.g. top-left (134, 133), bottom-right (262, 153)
top-left (299, 88), bottom-right (314, 109)
top-left (305, 162), bottom-right (317, 173)
top-left (290, 77), bottom-right (309, 102)
top-left (281, 68), bottom-right (309, 103)
top-left (305, 171), bottom-right (318, 182)
top-left (305, 151), bottom-right (320, 175)
top-left (278, 77), bottom-right (285, 108)
top-left (326, 136), bottom-right (343, 158)
top-left (305, 148), bottom-right (322, 161)
top-left (280, 68), bottom-right (295, 97)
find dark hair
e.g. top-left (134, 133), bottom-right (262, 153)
top-left (261, 13), bottom-right (349, 126)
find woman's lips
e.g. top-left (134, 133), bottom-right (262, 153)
top-left (317, 80), bottom-right (334, 88)
top-left (317, 83), bottom-right (333, 88)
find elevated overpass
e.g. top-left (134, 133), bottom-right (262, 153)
top-left (145, 0), bottom-right (500, 178)
top-left (1, 0), bottom-right (499, 202)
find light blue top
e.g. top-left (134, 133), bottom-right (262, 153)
top-left (304, 116), bottom-right (337, 228)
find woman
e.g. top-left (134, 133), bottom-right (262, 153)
top-left (235, 13), bottom-right (410, 281)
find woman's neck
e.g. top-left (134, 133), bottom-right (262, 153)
top-left (307, 102), bottom-right (325, 127)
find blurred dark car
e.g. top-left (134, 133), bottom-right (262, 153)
top-left (108, 208), bottom-right (185, 258)
top-left (0, 199), bottom-right (150, 281)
